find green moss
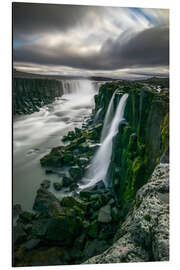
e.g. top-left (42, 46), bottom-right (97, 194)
top-left (87, 221), bottom-right (99, 238)
top-left (161, 113), bottom-right (169, 152)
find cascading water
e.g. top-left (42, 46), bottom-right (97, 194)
top-left (13, 79), bottom-right (97, 210)
top-left (93, 107), bottom-right (103, 124)
top-left (81, 93), bottom-right (129, 189)
top-left (100, 91), bottom-right (117, 142)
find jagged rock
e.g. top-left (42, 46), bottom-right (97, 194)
top-left (31, 216), bottom-right (83, 246)
top-left (83, 239), bottom-right (109, 261)
top-left (40, 180), bottom-right (51, 189)
top-left (13, 224), bottom-right (27, 245)
top-left (14, 247), bottom-right (69, 267)
top-left (61, 196), bottom-right (87, 211)
top-left (160, 148), bottom-right (169, 163)
top-left (84, 163), bottom-right (169, 264)
top-left (13, 204), bottom-right (22, 218)
top-left (77, 157), bottom-right (89, 166)
top-left (18, 211), bottom-right (35, 224)
top-left (45, 169), bottom-right (54, 174)
top-left (69, 165), bottom-right (83, 180)
top-left (13, 78), bottom-right (63, 115)
top-left (53, 182), bottom-right (63, 191)
top-left (111, 207), bottom-right (119, 222)
top-left (33, 188), bottom-right (61, 216)
top-left (87, 221), bottom-right (99, 238)
top-left (98, 205), bottom-right (112, 223)
top-left (24, 239), bottom-right (41, 251)
top-left (62, 176), bottom-right (74, 187)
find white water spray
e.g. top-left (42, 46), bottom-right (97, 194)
top-left (100, 91), bottom-right (117, 142)
top-left (81, 93), bottom-right (129, 188)
top-left (94, 107), bottom-right (103, 124)
top-left (13, 79), bottom-right (97, 210)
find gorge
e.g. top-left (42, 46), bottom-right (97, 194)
top-left (13, 74), bottom-right (169, 266)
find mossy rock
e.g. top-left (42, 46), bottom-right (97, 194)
top-left (87, 221), bottom-right (99, 238)
top-left (61, 196), bottom-right (87, 211)
top-left (69, 165), bottom-right (83, 180)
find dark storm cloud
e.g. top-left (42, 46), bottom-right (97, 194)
top-left (13, 2), bottom-right (103, 38)
top-left (105, 25), bottom-right (169, 68)
top-left (13, 4), bottom-right (169, 77)
top-left (14, 25), bottom-right (169, 71)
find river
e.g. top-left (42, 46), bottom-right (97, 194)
top-left (13, 79), bottom-right (100, 211)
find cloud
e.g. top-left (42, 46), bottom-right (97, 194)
top-left (14, 25), bottom-right (169, 70)
top-left (13, 3), bottom-right (104, 39)
top-left (13, 3), bottom-right (169, 78)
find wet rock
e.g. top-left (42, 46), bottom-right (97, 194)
top-left (160, 147), bottom-right (169, 164)
top-left (53, 182), bottom-right (63, 191)
top-left (98, 205), bottom-right (112, 223)
top-left (63, 152), bottom-right (74, 164)
top-left (32, 216), bottom-right (83, 246)
top-left (24, 239), bottom-right (41, 251)
top-left (14, 247), bottom-right (69, 267)
top-left (77, 157), bottom-right (89, 167)
top-left (84, 164), bottom-right (169, 264)
top-left (69, 165), bottom-right (83, 180)
top-left (61, 196), bottom-right (87, 212)
top-left (33, 188), bottom-right (61, 216)
top-left (13, 224), bottom-right (27, 245)
top-left (111, 207), bottom-right (120, 222)
top-left (62, 176), bottom-right (74, 187)
top-left (69, 182), bottom-right (78, 191)
top-left (40, 180), bottom-right (51, 190)
top-left (87, 221), bottom-right (99, 238)
top-left (45, 169), bottom-right (55, 174)
top-left (18, 211), bottom-right (35, 224)
top-left (83, 239), bottom-right (109, 261)
top-left (13, 204), bottom-right (22, 218)
top-left (79, 181), bottom-right (106, 200)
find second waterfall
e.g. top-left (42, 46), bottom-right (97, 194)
top-left (81, 93), bottom-right (129, 189)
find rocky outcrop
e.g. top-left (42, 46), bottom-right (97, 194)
top-left (93, 81), bottom-right (169, 218)
top-left (13, 78), bottom-right (63, 115)
top-left (13, 78), bottom-right (169, 266)
top-left (84, 163), bottom-right (169, 264)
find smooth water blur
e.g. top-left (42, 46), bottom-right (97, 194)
top-left (81, 93), bottom-right (129, 189)
top-left (100, 91), bottom-right (116, 142)
top-left (13, 80), bottom-right (98, 211)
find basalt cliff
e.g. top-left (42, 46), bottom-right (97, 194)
top-left (13, 78), bottom-right (169, 266)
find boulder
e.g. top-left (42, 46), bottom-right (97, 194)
top-left (13, 224), bottom-right (27, 245)
top-left (18, 211), bottom-right (35, 224)
top-left (83, 239), bottom-right (109, 261)
top-left (33, 188), bottom-right (61, 216)
top-left (77, 157), bottom-right (89, 167)
top-left (62, 176), bottom-right (74, 187)
top-left (69, 166), bottom-right (83, 180)
top-left (87, 221), bottom-right (99, 238)
top-left (61, 196), bottom-right (87, 211)
top-left (31, 216), bottom-right (83, 246)
top-left (40, 180), bottom-right (51, 189)
top-left (13, 204), bottom-right (22, 218)
top-left (98, 205), bottom-right (112, 223)
top-left (84, 164), bottom-right (169, 264)
top-left (24, 239), bottom-right (41, 251)
top-left (53, 182), bottom-right (63, 191)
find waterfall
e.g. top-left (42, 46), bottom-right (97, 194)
top-left (82, 93), bottom-right (129, 188)
top-left (100, 91), bottom-right (116, 142)
top-left (61, 80), bottom-right (95, 96)
top-left (93, 107), bottom-right (103, 123)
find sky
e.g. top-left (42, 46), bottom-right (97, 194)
top-left (13, 3), bottom-right (169, 79)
